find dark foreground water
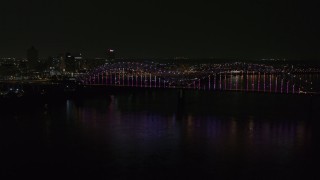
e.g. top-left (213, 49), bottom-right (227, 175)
top-left (1, 89), bottom-right (319, 179)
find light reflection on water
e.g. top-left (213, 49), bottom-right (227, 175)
top-left (63, 93), bottom-right (312, 157)
top-left (1, 90), bottom-right (317, 179)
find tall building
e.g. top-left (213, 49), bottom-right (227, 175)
top-left (63, 52), bottom-right (84, 73)
top-left (60, 55), bottom-right (66, 72)
top-left (65, 52), bottom-right (75, 72)
top-left (74, 53), bottom-right (83, 72)
top-left (106, 49), bottom-right (115, 61)
top-left (27, 46), bottom-right (39, 68)
top-left (48, 55), bottom-right (65, 72)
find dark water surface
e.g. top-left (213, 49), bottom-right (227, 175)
top-left (1, 90), bottom-right (319, 179)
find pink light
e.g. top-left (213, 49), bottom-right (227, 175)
top-left (132, 76), bottom-right (134, 87)
top-left (236, 74), bottom-right (238, 91)
top-left (209, 76), bottom-right (211, 90)
top-left (149, 74), bottom-right (151, 88)
top-left (145, 73), bottom-right (147, 87)
top-left (258, 72), bottom-right (260, 92)
top-left (293, 84), bottom-right (295, 94)
top-left (219, 74), bottom-right (222, 89)
top-left (224, 72), bottom-right (227, 90)
top-left (246, 72), bottom-right (249, 91)
top-left (230, 72), bottom-right (232, 90)
top-left (127, 74), bottom-right (129, 86)
top-left (241, 73), bottom-right (244, 91)
top-left (275, 77), bottom-right (278, 93)
top-left (141, 74), bottom-right (143, 87)
top-left (269, 75), bottom-right (272, 93)
top-left (110, 72), bottom-right (112, 84)
top-left (118, 72), bottom-right (121, 86)
top-left (102, 73), bottom-right (104, 84)
top-left (263, 73), bottom-right (266, 92)
top-left (252, 71), bottom-right (255, 91)
top-left (123, 68), bottom-right (125, 86)
top-left (214, 75), bottom-right (216, 90)
top-left (136, 74), bottom-right (138, 87)
top-left (106, 72), bottom-right (108, 85)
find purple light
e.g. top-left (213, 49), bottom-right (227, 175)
top-left (263, 73), bottom-right (266, 92)
top-left (269, 75), bottom-right (272, 93)
top-left (214, 75), bottom-right (216, 90)
top-left (235, 74), bottom-right (238, 91)
top-left (293, 84), bottom-right (295, 94)
top-left (219, 73), bottom-right (222, 89)
top-left (209, 75), bottom-right (211, 90)
top-left (275, 77), bottom-right (278, 93)
top-left (106, 72), bottom-right (108, 85)
top-left (246, 72), bottom-right (249, 91)
top-left (224, 72), bottom-right (227, 90)
top-left (258, 72), bottom-right (260, 92)
top-left (252, 71), bottom-right (254, 91)
top-left (141, 74), bottom-right (143, 87)
top-left (230, 72), bottom-right (232, 90)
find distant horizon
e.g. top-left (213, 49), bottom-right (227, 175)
top-left (1, 53), bottom-right (319, 62)
top-left (1, 47), bottom-right (320, 61)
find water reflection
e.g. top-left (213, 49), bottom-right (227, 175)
top-left (0, 90), bottom-right (317, 179)
top-left (61, 94), bottom-right (312, 157)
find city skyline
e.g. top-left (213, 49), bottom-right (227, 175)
top-left (0, 46), bottom-right (319, 61)
top-left (0, 0), bottom-right (319, 59)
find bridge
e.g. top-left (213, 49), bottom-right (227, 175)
top-left (78, 61), bottom-right (314, 94)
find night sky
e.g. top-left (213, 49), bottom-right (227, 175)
top-left (0, 0), bottom-right (319, 59)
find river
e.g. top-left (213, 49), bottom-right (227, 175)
top-left (0, 88), bottom-right (319, 179)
